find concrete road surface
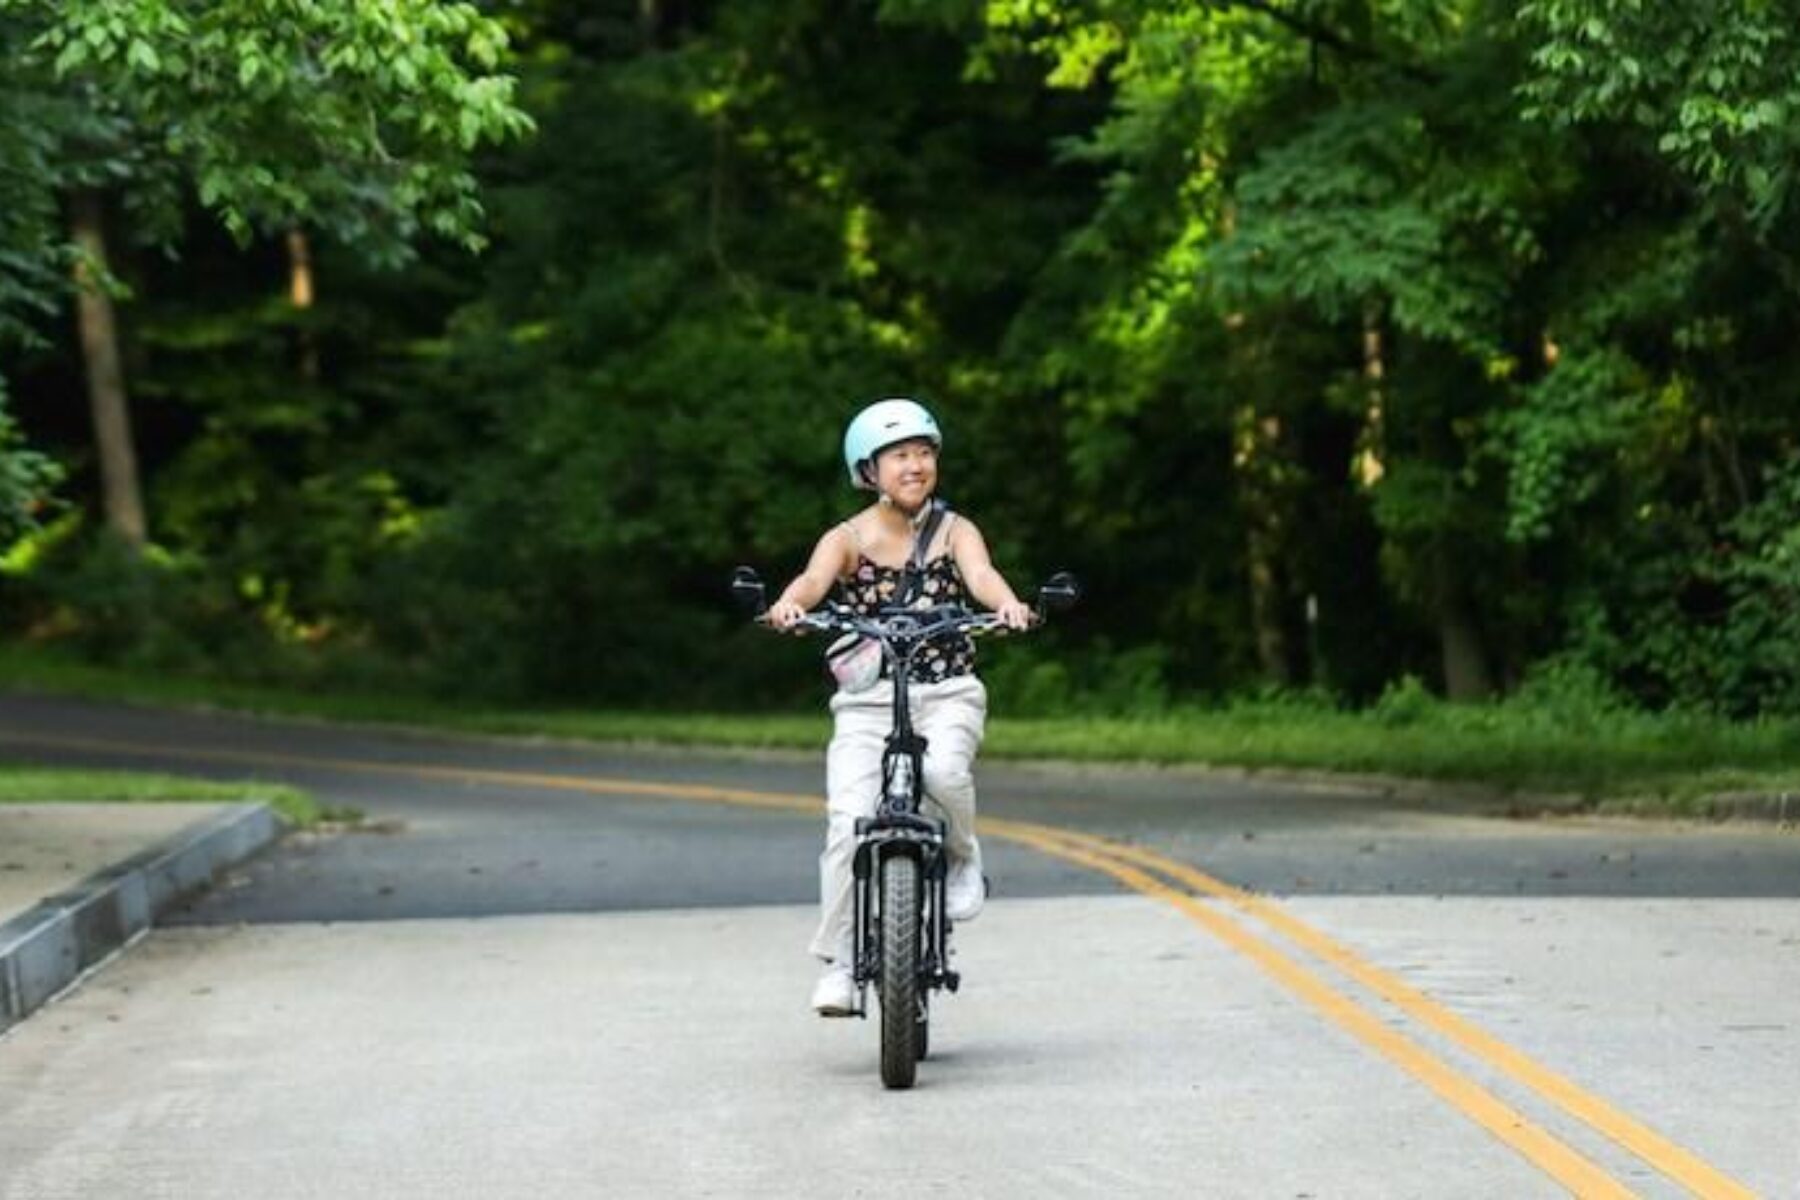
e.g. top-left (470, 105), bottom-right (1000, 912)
top-left (2, 694), bottom-right (1798, 1197)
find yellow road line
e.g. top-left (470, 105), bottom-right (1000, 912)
top-left (993, 824), bottom-right (1639, 1199)
top-left (0, 731), bottom-right (819, 814)
top-left (993, 819), bottom-right (1756, 1200)
top-left (7, 729), bottom-right (1751, 1195)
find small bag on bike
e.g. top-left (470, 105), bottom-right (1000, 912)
top-left (825, 632), bottom-right (884, 693)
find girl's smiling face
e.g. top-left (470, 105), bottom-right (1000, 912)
top-left (871, 438), bottom-right (938, 508)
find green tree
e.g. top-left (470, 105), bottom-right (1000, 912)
top-left (1506, 0), bottom-right (1800, 712)
top-left (0, 0), bottom-right (533, 547)
top-left (13, 0), bottom-right (1800, 718)
top-left (1522, 0), bottom-right (1800, 238)
top-left (0, 386), bottom-right (61, 547)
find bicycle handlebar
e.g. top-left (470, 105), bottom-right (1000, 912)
top-left (729, 565), bottom-right (1079, 634)
top-left (759, 603), bottom-right (1020, 644)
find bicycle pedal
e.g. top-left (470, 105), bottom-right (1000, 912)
top-left (944, 970), bottom-right (961, 993)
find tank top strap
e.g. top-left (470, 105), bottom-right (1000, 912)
top-left (929, 511), bottom-right (958, 560)
top-left (837, 518), bottom-right (866, 579)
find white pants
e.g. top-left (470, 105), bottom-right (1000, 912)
top-left (809, 673), bottom-right (988, 961)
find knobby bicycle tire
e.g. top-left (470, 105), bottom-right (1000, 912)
top-left (879, 853), bottom-right (922, 1089)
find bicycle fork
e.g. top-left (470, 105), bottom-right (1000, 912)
top-left (849, 820), bottom-right (960, 1010)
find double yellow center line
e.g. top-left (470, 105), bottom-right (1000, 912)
top-left (3, 730), bottom-right (1755, 1197)
top-left (984, 818), bottom-right (1753, 1199)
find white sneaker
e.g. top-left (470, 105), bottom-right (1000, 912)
top-left (810, 963), bottom-right (857, 1017)
top-left (945, 853), bottom-right (986, 922)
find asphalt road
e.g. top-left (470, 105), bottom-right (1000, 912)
top-left (2, 693), bottom-right (1798, 1198)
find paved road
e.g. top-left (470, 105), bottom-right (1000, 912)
top-left (1, 693), bottom-right (1798, 1197)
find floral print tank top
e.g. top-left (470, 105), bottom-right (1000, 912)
top-left (835, 553), bottom-right (978, 684)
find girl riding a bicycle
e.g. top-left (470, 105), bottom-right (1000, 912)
top-left (767, 398), bottom-right (1033, 1016)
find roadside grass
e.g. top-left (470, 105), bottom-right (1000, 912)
top-left (5, 642), bottom-right (1798, 813)
top-left (0, 762), bottom-right (324, 827)
top-left (981, 707), bottom-right (1800, 813)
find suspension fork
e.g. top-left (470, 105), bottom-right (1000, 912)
top-left (851, 825), bottom-right (955, 992)
top-left (924, 841), bottom-right (957, 992)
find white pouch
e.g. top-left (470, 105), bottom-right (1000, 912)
top-left (825, 633), bottom-right (884, 693)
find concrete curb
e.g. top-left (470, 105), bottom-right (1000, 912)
top-left (0, 803), bottom-right (280, 1036)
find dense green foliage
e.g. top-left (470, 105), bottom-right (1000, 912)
top-left (6, 0), bottom-right (1800, 721)
top-left (0, 387), bottom-right (61, 545)
top-left (0, 0), bottom-right (531, 259)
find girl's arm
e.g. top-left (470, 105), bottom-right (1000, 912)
top-left (768, 525), bottom-right (854, 628)
top-left (949, 518), bottom-right (1033, 629)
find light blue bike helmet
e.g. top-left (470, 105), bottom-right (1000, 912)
top-left (842, 398), bottom-right (942, 490)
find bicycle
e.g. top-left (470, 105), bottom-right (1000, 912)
top-left (732, 566), bottom-right (1078, 1088)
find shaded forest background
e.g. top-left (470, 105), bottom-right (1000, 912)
top-left (4, 0), bottom-right (1800, 717)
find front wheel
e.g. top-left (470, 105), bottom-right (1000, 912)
top-left (879, 853), bottom-right (922, 1089)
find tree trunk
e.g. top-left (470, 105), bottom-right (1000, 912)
top-left (1222, 202), bottom-right (1296, 686)
top-left (287, 227), bottom-right (320, 382)
top-left (1235, 404), bottom-right (1293, 686)
top-left (1435, 553), bottom-right (1493, 701)
top-left (69, 189), bottom-right (146, 550)
top-left (1247, 529), bottom-right (1289, 683)
top-left (1354, 302), bottom-right (1385, 488)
